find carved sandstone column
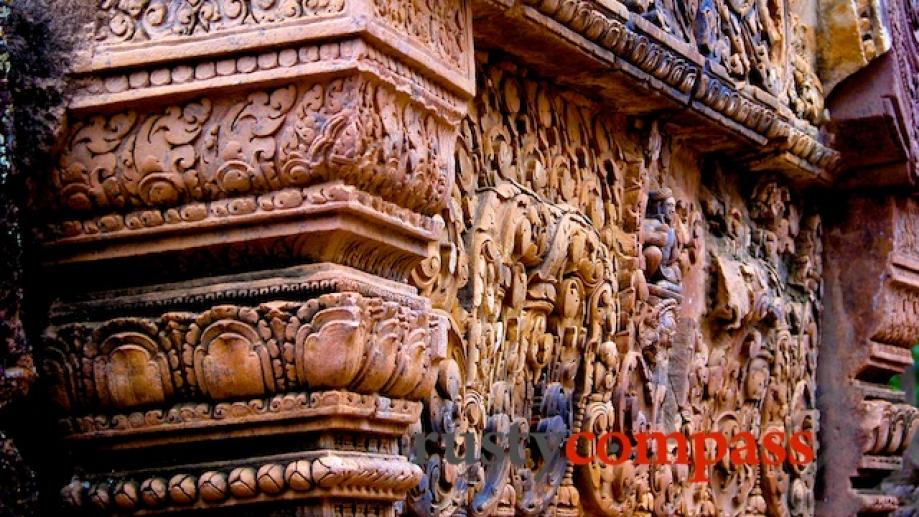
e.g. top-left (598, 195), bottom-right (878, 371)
top-left (36, 1), bottom-right (473, 514)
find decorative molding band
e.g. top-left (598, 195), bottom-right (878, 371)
top-left (50, 262), bottom-right (426, 322)
top-left (48, 76), bottom-right (456, 225)
top-left (40, 184), bottom-right (443, 269)
top-left (61, 450), bottom-right (422, 514)
top-left (856, 492), bottom-right (900, 514)
top-left (72, 38), bottom-right (466, 123)
top-left (859, 400), bottom-right (919, 457)
top-left (81, 0), bottom-right (475, 96)
top-left (43, 292), bottom-right (447, 414)
top-left (59, 390), bottom-right (422, 442)
top-left (92, 0), bottom-right (347, 48)
top-left (515, 0), bottom-right (839, 175)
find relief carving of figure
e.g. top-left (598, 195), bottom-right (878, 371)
top-left (642, 188), bottom-right (683, 298)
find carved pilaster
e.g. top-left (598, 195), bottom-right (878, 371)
top-left (817, 2), bottom-right (919, 513)
top-left (818, 196), bottom-right (919, 516)
top-left (36, 1), bottom-right (473, 514)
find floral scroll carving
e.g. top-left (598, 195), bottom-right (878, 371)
top-left (50, 76), bottom-right (453, 219)
top-left (93, 0), bottom-right (346, 44)
top-left (372, 0), bottom-right (471, 75)
top-left (407, 54), bottom-right (823, 517)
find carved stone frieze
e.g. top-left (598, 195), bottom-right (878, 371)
top-left (71, 38), bottom-right (466, 117)
top-left (59, 390), bottom-right (421, 439)
top-left (408, 56), bottom-right (639, 517)
top-left (93, 0), bottom-right (345, 45)
top-left (51, 76), bottom-right (454, 218)
top-left (587, 0), bottom-right (827, 126)
top-left (696, 172), bottom-right (822, 517)
top-left (488, 0), bottom-right (841, 180)
top-left (83, 0), bottom-right (474, 91)
top-left (405, 53), bottom-right (823, 517)
top-left (44, 293), bottom-right (443, 413)
top-left (11, 0), bottom-right (919, 514)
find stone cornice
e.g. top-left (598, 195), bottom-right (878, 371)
top-left (472, 0), bottom-right (839, 182)
top-left (76, 0), bottom-right (475, 99)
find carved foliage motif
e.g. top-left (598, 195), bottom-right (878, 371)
top-left (409, 56), bottom-right (688, 516)
top-left (409, 55), bottom-right (823, 516)
top-left (409, 58), bottom-right (633, 516)
top-left (697, 174), bottom-right (821, 517)
top-left (43, 293), bottom-right (441, 415)
top-left (50, 74), bottom-right (452, 220)
top-left (372, 0), bottom-right (470, 74)
top-left (47, 183), bottom-right (441, 251)
top-left (94, 0), bottom-right (346, 44)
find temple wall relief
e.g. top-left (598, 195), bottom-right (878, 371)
top-left (2, 0), bottom-right (916, 516)
top-left (407, 54), bottom-right (824, 517)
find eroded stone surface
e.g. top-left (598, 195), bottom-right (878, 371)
top-left (1, 0), bottom-right (918, 516)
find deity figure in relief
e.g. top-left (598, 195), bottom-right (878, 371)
top-left (642, 188), bottom-right (683, 298)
